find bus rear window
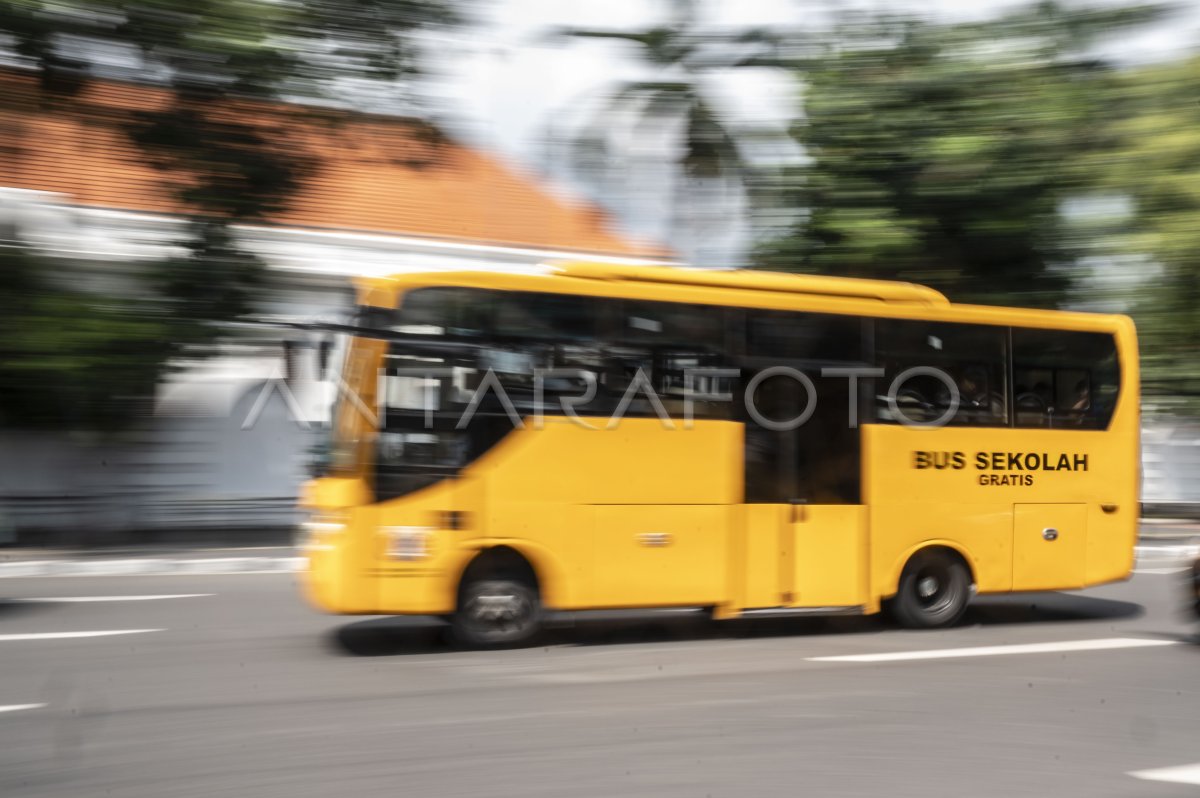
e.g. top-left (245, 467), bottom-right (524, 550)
top-left (1012, 329), bottom-right (1119, 430)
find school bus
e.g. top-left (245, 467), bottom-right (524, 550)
top-left (299, 262), bottom-right (1139, 646)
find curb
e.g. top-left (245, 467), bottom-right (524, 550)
top-left (0, 557), bottom-right (303, 578)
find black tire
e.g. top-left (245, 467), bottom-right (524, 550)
top-left (452, 577), bottom-right (541, 648)
top-left (888, 550), bottom-right (971, 629)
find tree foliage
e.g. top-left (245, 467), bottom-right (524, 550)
top-left (1100, 55), bottom-right (1200, 407)
top-left (0, 241), bottom-right (175, 428)
top-left (0, 0), bottom-right (460, 428)
top-left (755, 3), bottom-right (1165, 308)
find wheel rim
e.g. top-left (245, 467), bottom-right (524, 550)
top-left (465, 587), bottom-right (534, 639)
top-left (913, 564), bottom-right (955, 614)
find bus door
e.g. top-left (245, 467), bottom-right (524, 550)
top-left (740, 367), bottom-right (867, 610)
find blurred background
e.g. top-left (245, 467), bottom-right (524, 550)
top-left (2, 0), bottom-right (1199, 545)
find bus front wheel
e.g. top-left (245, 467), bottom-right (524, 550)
top-left (888, 549), bottom-right (971, 629)
top-left (452, 577), bottom-right (542, 648)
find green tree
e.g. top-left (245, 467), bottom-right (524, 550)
top-left (756, 2), bottom-right (1165, 308)
top-left (0, 0), bottom-right (460, 427)
top-left (1099, 55), bottom-right (1200, 408)
top-left (0, 240), bottom-right (173, 428)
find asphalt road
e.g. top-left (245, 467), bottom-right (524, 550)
top-left (1, 553), bottom-right (1199, 798)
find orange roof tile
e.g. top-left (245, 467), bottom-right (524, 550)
top-left (0, 69), bottom-right (667, 258)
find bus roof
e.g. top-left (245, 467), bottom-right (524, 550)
top-left (360, 261), bottom-right (950, 307)
top-left (353, 262), bottom-right (1133, 340)
top-left (552, 262), bottom-right (950, 306)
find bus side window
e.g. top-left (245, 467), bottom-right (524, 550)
top-left (1012, 329), bottom-right (1118, 431)
top-left (612, 300), bottom-right (732, 416)
top-left (394, 287), bottom-right (491, 336)
top-left (1058, 369), bottom-right (1091, 416)
top-left (1013, 368), bottom-right (1053, 426)
top-left (492, 291), bottom-right (601, 342)
top-left (745, 309), bottom-right (862, 363)
top-left (873, 320), bottom-right (1008, 427)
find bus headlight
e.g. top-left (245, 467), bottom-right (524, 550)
top-left (385, 526), bottom-right (434, 561)
top-left (297, 511), bottom-right (347, 552)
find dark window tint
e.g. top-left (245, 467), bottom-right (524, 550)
top-left (619, 301), bottom-right (725, 348)
top-left (738, 310), bottom-right (866, 503)
top-left (392, 288), bottom-right (604, 341)
top-left (392, 287), bottom-right (491, 336)
top-left (874, 320), bottom-right (1008, 427)
top-left (739, 370), bottom-right (860, 504)
top-left (606, 301), bottom-right (732, 417)
top-left (1012, 329), bottom-right (1118, 430)
top-left (383, 289), bottom-right (736, 423)
top-left (746, 310), bottom-right (863, 363)
top-left (491, 292), bottom-right (602, 340)
top-left (355, 304), bottom-right (395, 332)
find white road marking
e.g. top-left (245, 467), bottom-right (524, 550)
top-left (15, 594), bottom-right (212, 603)
top-left (0, 629), bottom-right (162, 642)
top-left (1134, 567), bottom-right (1189, 575)
top-left (1128, 763), bottom-right (1200, 786)
top-left (807, 637), bottom-right (1178, 663)
top-left (0, 557), bottom-right (302, 578)
top-left (0, 704), bottom-right (45, 713)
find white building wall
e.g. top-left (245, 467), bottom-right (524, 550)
top-left (0, 188), bottom-right (670, 539)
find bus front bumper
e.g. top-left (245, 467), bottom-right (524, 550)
top-left (300, 528), bottom-right (459, 616)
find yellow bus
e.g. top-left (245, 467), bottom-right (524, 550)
top-left (300, 262), bottom-right (1139, 646)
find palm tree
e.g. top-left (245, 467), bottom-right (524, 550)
top-left (545, 0), bottom-right (799, 266)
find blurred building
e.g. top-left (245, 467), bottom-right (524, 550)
top-left (0, 67), bottom-right (670, 542)
top-left (1142, 420), bottom-right (1200, 513)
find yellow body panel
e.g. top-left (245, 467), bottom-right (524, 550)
top-left (862, 396), bottom-right (1138, 600)
top-left (739, 504), bottom-right (789, 609)
top-left (737, 504), bottom-right (868, 609)
top-left (790, 505), bottom-right (868, 607)
top-left (590, 505), bottom-right (730, 607)
top-left (1013, 504), bottom-right (1087, 591)
top-left (302, 265), bottom-right (1140, 620)
top-left (306, 418), bottom-right (744, 614)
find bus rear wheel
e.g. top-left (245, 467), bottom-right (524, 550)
top-left (452, 577), bottom-right (541, 648)
top-left (888, 550), bottom-right (971, 629)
